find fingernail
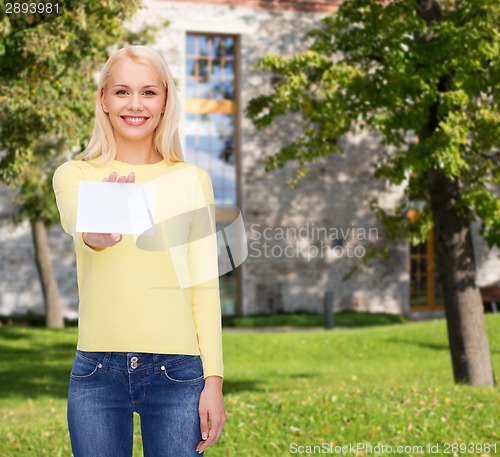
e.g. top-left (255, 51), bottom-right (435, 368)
top-left (202, 432), bottom-right (208, 440)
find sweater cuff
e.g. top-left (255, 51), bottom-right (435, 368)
top-left (201, 352), bottom-right (224, 380)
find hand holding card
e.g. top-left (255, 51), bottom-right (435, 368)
top-left (76, 172), bottom-right (155, 248)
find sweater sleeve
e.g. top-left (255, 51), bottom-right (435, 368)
top-left (52, 161), bottom-right (106, 253)
top-left (188, 169), bottom-right (224, 379)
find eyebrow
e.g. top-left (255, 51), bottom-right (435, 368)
top-left (113, 84), bottom-right (160, 89)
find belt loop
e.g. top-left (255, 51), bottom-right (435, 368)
top-left (153, 354), bottom-right (160, 374)
top-left (101, 352), bottom-right (112, 372)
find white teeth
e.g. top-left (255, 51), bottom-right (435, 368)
top-left (122, 116), bottom-right (148, 123)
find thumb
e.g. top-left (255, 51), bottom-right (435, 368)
top-left (110, 233), bottom-right (122, 242)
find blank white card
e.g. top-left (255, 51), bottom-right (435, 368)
top-left (76, 182), bottom-right (156, 235)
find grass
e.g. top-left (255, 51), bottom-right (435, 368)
top-left (222, 310), bottom-right (408, 328)
top-left (0, 315), bottom-right (498, 457)
top-left (3, 310), bottom-right (408, 329)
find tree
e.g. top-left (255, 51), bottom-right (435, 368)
top-left (0, 0), bottom-right (162, 327)
top-left (246, 0), bottom-right (499, 386)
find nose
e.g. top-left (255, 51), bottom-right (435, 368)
top-left (128, 94), bottom-right (143, 111)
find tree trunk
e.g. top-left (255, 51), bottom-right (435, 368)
top-left (417, 0), bottom-right (495, 386)
top-left (426, 170), bottom-right (495, 385)
top-left (31, 220), bottom-right (64, 328)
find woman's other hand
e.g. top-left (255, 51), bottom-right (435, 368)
top-left (196, 376), bottom-right (226, 454)
top-left (82, 171), bottom-right (135, 249)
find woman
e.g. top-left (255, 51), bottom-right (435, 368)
top-left (52, 45), bottom-right (225, 457)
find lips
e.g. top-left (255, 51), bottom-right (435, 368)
top-left (120, 116), bottom-right (150, 126)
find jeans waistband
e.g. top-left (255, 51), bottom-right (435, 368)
top-left (76, 350), bottom-right (200, 374)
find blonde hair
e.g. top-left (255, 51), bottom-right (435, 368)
top-left (76, 45), bottom-right (184, 164)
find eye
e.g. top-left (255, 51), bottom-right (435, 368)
top-left (144, 90), bottom-right (156, 95)
top-left (116, 90), bottom-right (128, 95)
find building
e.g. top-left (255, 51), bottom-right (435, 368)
top-left (0, 0), bottom-right (499, 320)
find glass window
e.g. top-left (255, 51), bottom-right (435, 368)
top-left (185, 34), bottom-right (239, 316)
top-left (185, 34), bottom-right (237, 207)
top-left (184, 113), bottom-right (236, 206)
top-left (185, 35), bottom-right (235, 101)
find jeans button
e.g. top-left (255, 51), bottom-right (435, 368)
top-left (131, 356), bottom-right (139, 363)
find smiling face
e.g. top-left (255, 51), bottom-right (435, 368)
top-left (100, 58), bottom-right (167, 146)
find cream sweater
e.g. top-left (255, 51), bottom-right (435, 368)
top-left (52, 157), bottom-right (223, 378)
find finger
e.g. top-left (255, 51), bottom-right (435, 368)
top-left (211, 418), bottom-right (226, 442)
top-left (196, 410), bottom-right (209, 453)
top-left (102, 177), bottom-right (108, 182)
top-left (196, 434), bottom-right (217, 453)
top-left (126, 172), bottom-right (135, 183)
top-left (210, 420), bottom-right (224, 441)
top-left (213, 421), bottom-right (225, 442)
top-left (117, 175), bottom-right (127, 183)
top-left (108, 171), bottom-right (118, 182)
top-left (196, 421), bottom-right (223, 453)
top-left (199, 410), bottom-right (209, 442)
top-left (110, 233), bottom-right (122, 242)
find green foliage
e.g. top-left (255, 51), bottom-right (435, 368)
top-left (246, 0), bottom-right (500, 254)
top-left (0, 0), bottom-right (167, 224)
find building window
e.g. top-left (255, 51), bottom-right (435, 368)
top-left (184, 33), bottom-right (240, 316)
top-left (406, 168), bottom-right (443, 310)
top-left (408, 226), bottom-right (443, 310)
top-left (184, 34), bottom-right (237, 207)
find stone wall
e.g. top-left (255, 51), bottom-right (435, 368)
top-left (158, 0), bottom-right (340, 13)
top-left (140, 1), bottom-right (410, 314)
top-left (0, 185), bottom-right (78, 318)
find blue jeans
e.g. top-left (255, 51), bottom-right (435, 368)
top-left (67, 350), bottom-right (205, 457)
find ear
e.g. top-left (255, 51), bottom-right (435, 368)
top-left (161, 93), bottom-right (167, 114)
top-left (100, 88), bottom-right (109, 114)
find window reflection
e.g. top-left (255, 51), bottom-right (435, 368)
top-left (186, 35), bottom-right (235, 100)
top-left (185, 113), bottom-right (236, 207)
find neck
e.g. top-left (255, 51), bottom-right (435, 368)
top-left (114, 136), bottom-right (163, 165)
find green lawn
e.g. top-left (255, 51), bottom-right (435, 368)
top-left (222, 310), bottom-right (408, 328)
top-left (0, 315), bottom-right (498, 457)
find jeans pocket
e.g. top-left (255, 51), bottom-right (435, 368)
top-left (162, 355), bottom-right (204, 384)
top-left (70, 351), bottom-right (102, 381)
